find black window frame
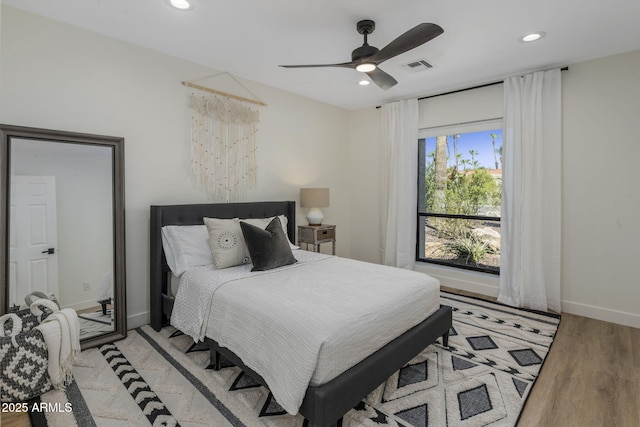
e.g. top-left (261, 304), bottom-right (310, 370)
top-left (416, 136), bottom-right (501, 275)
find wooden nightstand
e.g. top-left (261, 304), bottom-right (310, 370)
top-left (298, 224), bottom-right (336, 255)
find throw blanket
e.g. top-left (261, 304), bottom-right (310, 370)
top-left (35, 308), bottom-right (81, 390)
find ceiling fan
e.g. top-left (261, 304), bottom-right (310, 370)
top-left (279, 20), bottom-right (444, 90)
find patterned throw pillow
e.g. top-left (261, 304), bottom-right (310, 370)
top-left (203, 218), bottom-right (250, 269)
top-left (203, 216), bottom-right (294, 269)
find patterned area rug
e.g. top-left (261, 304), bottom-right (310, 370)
top-left (78, 309), bottom-right (114, 340)
top-left (31, 292), bottom-right (559, 426)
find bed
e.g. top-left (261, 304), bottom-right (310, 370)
top-left (149, 201), bottom-right (452, 426)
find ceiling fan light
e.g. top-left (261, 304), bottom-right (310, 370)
top-left (356, 63), bottom-right (376, 73)
top-left (169, 0), bottom-right (193, 10)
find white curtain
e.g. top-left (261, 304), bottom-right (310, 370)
top-left (499, 69), bottom-right (562, 312)
top-left (380, 99), bottom-right (419, 269)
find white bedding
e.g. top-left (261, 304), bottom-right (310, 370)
top-left (171, 250), bottom-right (326, 341)
top-left (171, 250), bottom-right (440, 415)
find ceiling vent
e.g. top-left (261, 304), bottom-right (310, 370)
top-left (400, 59), bottom-right (434, 72)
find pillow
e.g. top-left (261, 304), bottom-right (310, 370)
top-left (238, 215), bottom-right (299, 250)
top-left (161, 225), bottom-right (213, 276)
top-left (204, 215), bottom-right (297, 269)
top-left (240, 217), bottom-right (297, 271)
top-left (203, 218), bottom-right (251, 269)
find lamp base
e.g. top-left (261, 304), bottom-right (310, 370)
top-left (306, 208), bottom-right (324, 226)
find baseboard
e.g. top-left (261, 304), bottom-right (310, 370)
top-left (439, 281), bottom-right (640, 329)
top-left (127, 311), bottom-right (149, 330)
top-left (63, 299), bottom-right (101, 311)
top-left (561, 300), bottom-right (640, 329)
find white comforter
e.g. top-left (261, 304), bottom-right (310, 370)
top-left (171, 250), bottom-right (440, 415)
top-left (171, 250), bottom-right (329, 342)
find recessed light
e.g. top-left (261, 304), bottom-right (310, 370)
top-left (169, 0), bottom-right (193, 10)
top-left (358, 79), bottom-right (370, 86)
top-left (521, 32), bottom-right (545, 42)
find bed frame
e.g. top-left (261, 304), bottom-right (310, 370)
top-left (149, 201), bottom-right (452, 427)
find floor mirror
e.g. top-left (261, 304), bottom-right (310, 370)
top-left (0, 124), bottom-right (126, 349)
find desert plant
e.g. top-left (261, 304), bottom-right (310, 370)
top-left (446, 233), bottom-right (491, 264)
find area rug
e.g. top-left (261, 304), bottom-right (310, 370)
top-left (78, 309), bottom-right (114, 340)
top-left (30, 291), bottom-right (560, 426)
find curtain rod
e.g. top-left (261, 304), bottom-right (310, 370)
top-left (376, 66), bottom-right (568, 108)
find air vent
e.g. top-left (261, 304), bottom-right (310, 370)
top-left (400, 59), bottom-right (433, 72)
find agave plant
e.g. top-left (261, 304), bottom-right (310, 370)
top-left (446, 233), bottom-right (491, 264)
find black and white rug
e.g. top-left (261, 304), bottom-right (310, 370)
top-left (31, 292), bottom-right (560, 426)
top-left (78, 309), bottom-right (114, 340)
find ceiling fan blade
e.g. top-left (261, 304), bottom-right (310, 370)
top-left (366, 68), bottom-right (398, 90)
top-left (279, 62), bottom-right (356, 69)
top-left (371, 23), bottom-right (444, 64)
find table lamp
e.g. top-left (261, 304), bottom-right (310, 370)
top-left (300, 188), bottom-right (329, 226)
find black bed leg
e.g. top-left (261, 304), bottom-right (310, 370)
top-left (209, 348), bottom-right (221, 371)
top-left (442, 331), bottom-right (450, 347)
top-left (214, 351), bottom-right (221, 370)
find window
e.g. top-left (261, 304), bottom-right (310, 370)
top-left (417, 124), bottom-right (502, 274)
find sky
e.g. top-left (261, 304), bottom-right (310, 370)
top-left (425, 129), bottom-right (503, 170)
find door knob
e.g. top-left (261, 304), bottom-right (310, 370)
top-left (41, 248), bottom-right (55, 255)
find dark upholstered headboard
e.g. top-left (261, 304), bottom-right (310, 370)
top-left (149, 201), bottom-right (296, 330)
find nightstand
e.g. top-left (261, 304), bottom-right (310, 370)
top-left (298, 224), bottom-right (336, 255)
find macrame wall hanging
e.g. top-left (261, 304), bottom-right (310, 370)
top-left (184, 73), bottom-right (266, 202)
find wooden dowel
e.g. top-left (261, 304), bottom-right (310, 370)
top-left (182, 81), bottom-right (267, 106)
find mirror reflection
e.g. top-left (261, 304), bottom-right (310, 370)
top-left (9, 138), bottom-right (115, 340)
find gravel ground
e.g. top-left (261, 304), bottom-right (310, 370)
top-left (423, 222), bottom-right (500, 272)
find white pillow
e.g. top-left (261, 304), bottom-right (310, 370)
top-left (204, 215), bottom-right (298, 270)
top-left (161, 225), bottom-right (213, 276)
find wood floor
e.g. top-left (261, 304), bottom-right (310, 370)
top-left (2, 292), bottom-right (639, 427)
top-left (518, 311), bottom-right (640, 426)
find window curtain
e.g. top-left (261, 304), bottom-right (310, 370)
top-left (499, 69), bottom-right (562, 312)
top-left (380, 99), bottom-right (419, 269)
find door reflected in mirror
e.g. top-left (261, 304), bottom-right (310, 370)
top-left (1, 125), bottom-right (126, 349)
top-left (10, 139), bottom-right (115, 339)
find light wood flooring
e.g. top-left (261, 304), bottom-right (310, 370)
top-left (3, 291), bottom-right (639, 427)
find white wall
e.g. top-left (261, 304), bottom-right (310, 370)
top-left (560, 50), bottom-right (640, 327)
top-left (348, 107), bottom-right (382, 264)
top-left (349, 50), bottom-right (640, 328)
top-left (0, 6), bottom-right (351, 327)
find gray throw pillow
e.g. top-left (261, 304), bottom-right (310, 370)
top-left (240, 217), bottom-right (296, 271)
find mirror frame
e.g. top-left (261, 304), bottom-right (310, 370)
top-left (0, 124), bottom-right (127, 349)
